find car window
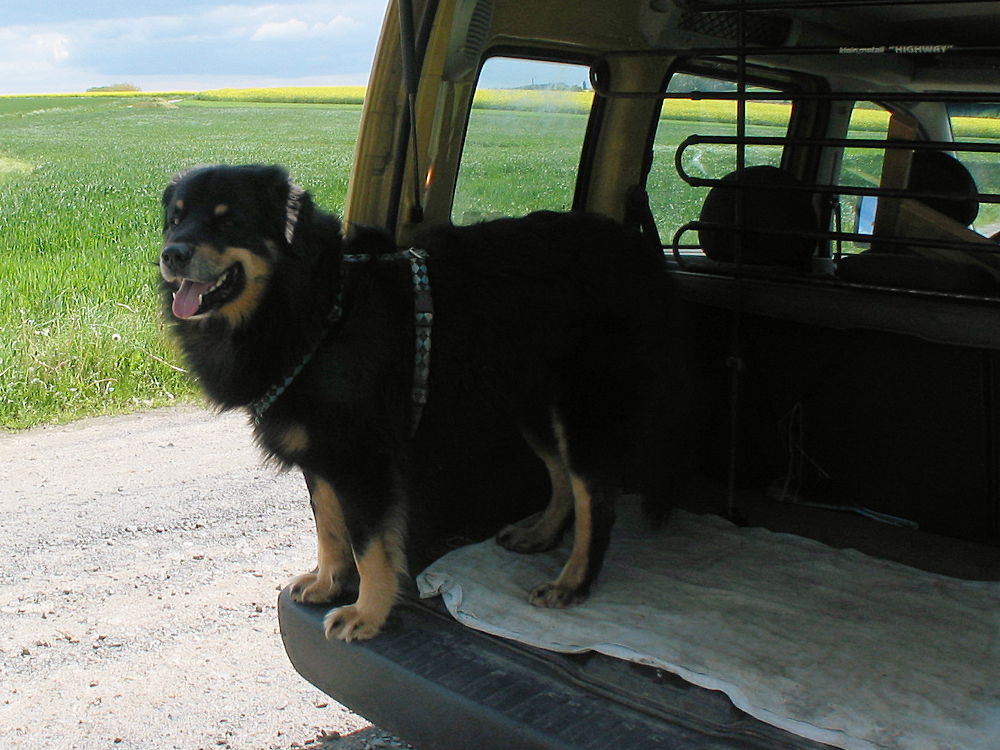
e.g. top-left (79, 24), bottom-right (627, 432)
top-left (950, 104), bottom-right (1000, 240)
top-left (646, 74), bottom-right (791, 253)
top-left (840, 103), bottom-right (891, 252)
top-left (452, 58), bottom-right (593, 224)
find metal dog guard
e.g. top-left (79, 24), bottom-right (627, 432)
top-left (595, 0), bottom-right (1000, 521)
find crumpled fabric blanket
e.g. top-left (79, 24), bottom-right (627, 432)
top-left (417, 499), bottom-right (1000, 750)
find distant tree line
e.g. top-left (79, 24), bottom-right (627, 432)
top-left (86, 83), bottom-right (142, 92)
top-left (516, 82), bottom-right (590, 92)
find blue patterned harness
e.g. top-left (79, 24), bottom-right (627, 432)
top-left (250, 248), bottom-right (433, 433)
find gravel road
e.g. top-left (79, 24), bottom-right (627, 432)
top-left (0, 405), bottom-right (409, 750)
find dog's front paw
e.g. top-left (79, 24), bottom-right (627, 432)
top-left (528, 581), bottom-right (588, 609)
top-left (496, 513), bottom-right (561, 553)
top-left (289, 570), bottom-right (343, 604)
top-left (323, 603), bottom-right (387, 642)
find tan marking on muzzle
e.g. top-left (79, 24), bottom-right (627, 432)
top-left (214, 246), bottom-right (273, 327)
top-left (159, 242), bottom-right (217, 284)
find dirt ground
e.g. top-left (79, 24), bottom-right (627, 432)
top-left (0, 405), bottom-right (411, 750)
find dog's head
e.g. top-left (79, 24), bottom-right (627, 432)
top-left (159, 164), bottom-right (310, 326)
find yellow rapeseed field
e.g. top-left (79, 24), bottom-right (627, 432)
top-left (40, 86), bottom-right (993, 138)
top-left (195, 86), bottom-right (368, 105)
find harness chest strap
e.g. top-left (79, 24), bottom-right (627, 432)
top-left (407, 248), bottom-right (433, 428)
top-left (250, 248), bottom-right (433, 434)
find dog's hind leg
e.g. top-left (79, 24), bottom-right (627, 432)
top-left (525, 416), bottom-right (616, 608)
top-left (528, 470), bottom-right (615, 609)
top-left (496, 430), bottom-right (574, 553)
top-left (289, 472), bottom-right (354, 604)
top-left (323, 505), bottom-right (407, 642)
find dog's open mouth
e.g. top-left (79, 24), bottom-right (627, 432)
top-left (171, 263), bottom-right (245, 319)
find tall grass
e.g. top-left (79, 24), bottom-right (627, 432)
top-left (454, 108), bottom-right (591, 222)
top-left (3, 90), bottom-right (999, 428)
top-left (0, 95), bottom-right (361, 428)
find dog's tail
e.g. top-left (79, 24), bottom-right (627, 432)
top-left (636, 464), bottom-right (680, 529)
top-left (633, 359), bottom-right (698, 529)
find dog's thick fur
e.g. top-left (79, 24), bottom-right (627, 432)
top-left (160, 164), bottom-right (680, 641)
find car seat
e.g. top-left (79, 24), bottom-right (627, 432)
top-left (698, 165), bottom-right (818, 270)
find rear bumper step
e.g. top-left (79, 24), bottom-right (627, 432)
top-left (278, 590), bottom-right (824, 750)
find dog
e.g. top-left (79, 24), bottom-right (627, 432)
top-left (159, 164), bottom-right (681, 641)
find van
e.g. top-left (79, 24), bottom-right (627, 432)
top-left (279, 1), bottom-right (1000, 748)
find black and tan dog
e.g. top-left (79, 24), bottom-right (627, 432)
top-left (159, 164), bottom-right (680, 641)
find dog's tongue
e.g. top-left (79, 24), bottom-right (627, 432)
top-left (172, 279), bottom-right (214, 319)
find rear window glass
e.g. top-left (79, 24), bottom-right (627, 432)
top-left (452, 58), bottom-right (593, 224)
top-left (841, 104), bottom-right (891, 252)
top-left (647, 74), bottom-right (792, 251)
top-left (949, 105), bottom-right (1000, 240)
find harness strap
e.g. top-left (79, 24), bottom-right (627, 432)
top-left (249, 299), bottom-right (343, 425)
top-left (250, 248), bottom-right (433, 435)
top-left (407, 248), bottom-right (433, 432)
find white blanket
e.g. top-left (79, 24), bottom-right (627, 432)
top-left (417, 500), bottom-right (1000, 750)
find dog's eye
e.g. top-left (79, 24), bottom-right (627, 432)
top-left (211, 210), bottom-right (235, 229)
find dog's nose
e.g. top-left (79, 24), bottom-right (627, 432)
top-left (161, 243), bottom-right (194, 271)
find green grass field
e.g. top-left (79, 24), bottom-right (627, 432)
top-left (0, 95), bottom-right (363, 428)
top-left (2, 88), bottom-right (999, 429)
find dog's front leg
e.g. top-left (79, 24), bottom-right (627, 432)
top-left (324, 504), bottom-right (407, 642)
top-left (289, 471), bottom-right (354, 603)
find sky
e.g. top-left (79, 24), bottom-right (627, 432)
top-left (0, 0), bottom-right (585, 95)
top-left (0, 1), bottom-right (388, 94)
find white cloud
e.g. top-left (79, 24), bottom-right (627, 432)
top-left (130, 71), bottom-right (371, 91)
top-left (31, 32), bottom-right (71, 63)
top-left (250, 19), bottom-right (309, 41)
top-left (0, 27), bottom-right (76, 89)
top-left (0, 28), bottom-right (73, 67)
top-left (250, 13), bottom-right (358, 41)
top-left (0, 2), bottom-right (384, 94)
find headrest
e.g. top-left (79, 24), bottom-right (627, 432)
top-left (699, 165), bottom-right (818, 269)
top-left (907, 150), bottom-right (979, 227)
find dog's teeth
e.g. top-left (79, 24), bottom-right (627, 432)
top-left (208, 270), bottom-right (229, 294)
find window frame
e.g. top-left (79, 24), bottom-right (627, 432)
top-left (448, 50), bottom-right (599, 225)
top-left (647, 58), bottom-right (812, 256)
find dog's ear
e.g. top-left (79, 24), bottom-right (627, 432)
top-left (284, 176), bottom-right (307, 246)
top-left (161, 169), bottom-right (186, 211)
top-left (165, 164), bottom-right (210, 195)
top-left (161, 174), bottom-right (183, 230)
top-left (161, 184), bottom-right (175, 229)
top-left (257, 165), bottom-right (310, 246)
top-left (161, 164), bottom-right (212, 217)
